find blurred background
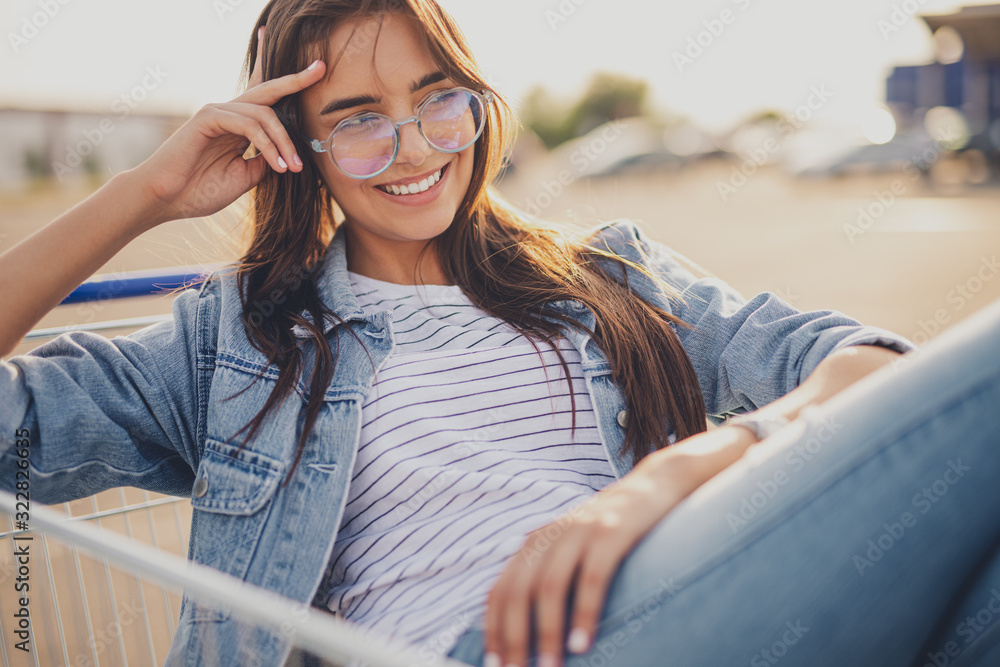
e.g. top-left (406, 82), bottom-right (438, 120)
top-left (1, 1), bottom-right (999, 663)
top-left (2, 0), bottom-right (999, 353)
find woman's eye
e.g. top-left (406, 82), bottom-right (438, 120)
top-left (423, 88), bottom-right (457, 106)
top-left (343, 114), bottom-right (382, 129)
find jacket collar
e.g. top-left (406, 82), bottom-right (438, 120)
top-left (292, 222), bottom-right (589, 339)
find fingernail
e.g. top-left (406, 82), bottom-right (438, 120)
top-left (307, 59), bottom-right (321, 71)
top-left (566, 627), bottom-right (589, 654)
top-left (483, 652), bottom-right (502, 667)
top-left (537, 653), bottom-right (558, 667)
top-left (293, 153), bottom-right (303, 168)
top-left (277, 156), bottom-right (288, 170)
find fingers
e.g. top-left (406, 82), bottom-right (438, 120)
top-left (210, 101), bottom-right (302, 173)
top-left (486, 527), bottom-right (591, 667)
top-left (194, 105), bottom-right (297, 174)
top-left (235, 57), bottom-right (327, 108)
top-left (531, 537), bottom-right (580, 667)
top-left (564, 550), bottom-right (623, 659)
top-left (484, 565), bottom-right (529, 667)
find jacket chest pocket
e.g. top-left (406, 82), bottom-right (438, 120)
top-left (187, 437), bottom-right (286, 621)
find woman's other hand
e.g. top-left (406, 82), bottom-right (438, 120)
top-left (482, 449), bottom-right (688, 667)
top-left (482, 425), bottom-right (759, 667)
top-left (132, 26), bottom-right (325, 227)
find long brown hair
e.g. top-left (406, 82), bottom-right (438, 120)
top-left (228, 0), bottom-right (707, 482)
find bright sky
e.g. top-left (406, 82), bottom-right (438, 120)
top-left (1, 0), bottom-right (994, 134)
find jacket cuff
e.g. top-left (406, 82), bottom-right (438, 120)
top-left (0, 360), bottom-right (31, 454)
top-left (828, 327), bottom-right (920, 357)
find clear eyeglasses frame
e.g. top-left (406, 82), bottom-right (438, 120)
top-left (304, 86), bottom-right (495, 180)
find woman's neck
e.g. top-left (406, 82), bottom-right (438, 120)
top-left (343, 223), bottom-right (452, 286)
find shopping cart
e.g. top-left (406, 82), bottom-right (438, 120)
top-left (1, 268), bottom-right (468, 667)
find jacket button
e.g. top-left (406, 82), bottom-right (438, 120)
top-left (192, 477), bottom-right (209, 498)
top-left (617, 410), bottom-right (628, 428)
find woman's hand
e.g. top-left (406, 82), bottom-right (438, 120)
top-left (482, 449), bottom-right (690, 667)
top-left (131, 26), bottom-right (326, 228)
top-left (482, 425), bottom-right (759, 667)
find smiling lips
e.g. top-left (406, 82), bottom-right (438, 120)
top-left (377, 165), bottom-right (446, 196)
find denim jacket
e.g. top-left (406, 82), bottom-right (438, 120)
top-left (0, 219), bottom-right (917, 666)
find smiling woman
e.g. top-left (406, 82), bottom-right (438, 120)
top-left (2, 1), bottom-right (1000, 667)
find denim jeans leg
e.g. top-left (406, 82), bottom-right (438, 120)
top-left (448, 298), bottom-right (1000, 667)
top-left (566, 298), bottom-right (1000, 666)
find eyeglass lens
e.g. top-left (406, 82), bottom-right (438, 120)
top-left (329, 89), bottom-right (484, 177)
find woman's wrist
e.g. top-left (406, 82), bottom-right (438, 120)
top-left (642, 426), bottom-right (760, 501)
top-left (114, 165), bottom-right (175, 233)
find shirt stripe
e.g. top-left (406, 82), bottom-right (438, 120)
top-left (323, 271), bottom-right (616, 657)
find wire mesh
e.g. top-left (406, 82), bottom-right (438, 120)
top-left (0, 491), bottom-right (471, 667)
top-left (3, 283), bottom-right (473, 667)
top-left (0, 489), bottom-right (190, 666)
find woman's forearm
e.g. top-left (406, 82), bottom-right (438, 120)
top-left (748, 344), bottom-right (903, 424)
top-left (644, 344), bottom-right (904, 496)
top-left (0, 168), bottom-right (163, 359)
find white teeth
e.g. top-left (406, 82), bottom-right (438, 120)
top-left (380, 168), bottom-right (443, 196)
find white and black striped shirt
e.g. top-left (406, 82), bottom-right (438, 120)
top-left (324, 271), bottom-right (617, 658)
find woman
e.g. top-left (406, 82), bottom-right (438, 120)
top-left (1, 1), bottom-right (998, 666)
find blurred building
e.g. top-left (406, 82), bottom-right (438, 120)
top-left (0, 108), bottom-right (186, 191)
top-left (884, 4), bottom-right (1000, 179)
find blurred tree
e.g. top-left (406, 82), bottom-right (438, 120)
top-left (521, 72), bottom-right (649, 149)
top-left (23, 149), bottom-right (50, 180)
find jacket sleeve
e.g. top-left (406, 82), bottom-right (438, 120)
top-left (590, 220), bottom-right (919, 420)
top-left (0, 285), bottom-right (211, 504)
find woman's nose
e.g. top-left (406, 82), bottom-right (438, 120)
top-left (395, 119), bottom-right (432, 167)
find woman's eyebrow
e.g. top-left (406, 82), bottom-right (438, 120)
top-left (319, 71), bottom-right (447, 116)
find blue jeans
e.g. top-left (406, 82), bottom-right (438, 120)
top-left (447, 298), bottom-right (1000, 667)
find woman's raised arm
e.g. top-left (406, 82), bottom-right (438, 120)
top-left (0, 47), bottom-right (325, 359)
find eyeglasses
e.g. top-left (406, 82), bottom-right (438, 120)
top-left (305, 86), bottom-right (494, 179)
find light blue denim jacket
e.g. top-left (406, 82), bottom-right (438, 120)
top-left (0, 219), bottom-right (917, 665)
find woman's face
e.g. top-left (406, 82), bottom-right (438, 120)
top-left (300, 13), bottom-right (475, 246)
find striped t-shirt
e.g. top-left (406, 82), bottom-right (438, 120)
top-left (322, 270), bottom-right (618, 658)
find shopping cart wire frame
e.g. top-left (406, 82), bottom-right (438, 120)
top-left (8, 271), bottom-right (469, 666)
top-left (0, 491), bottom-right (468, 667)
